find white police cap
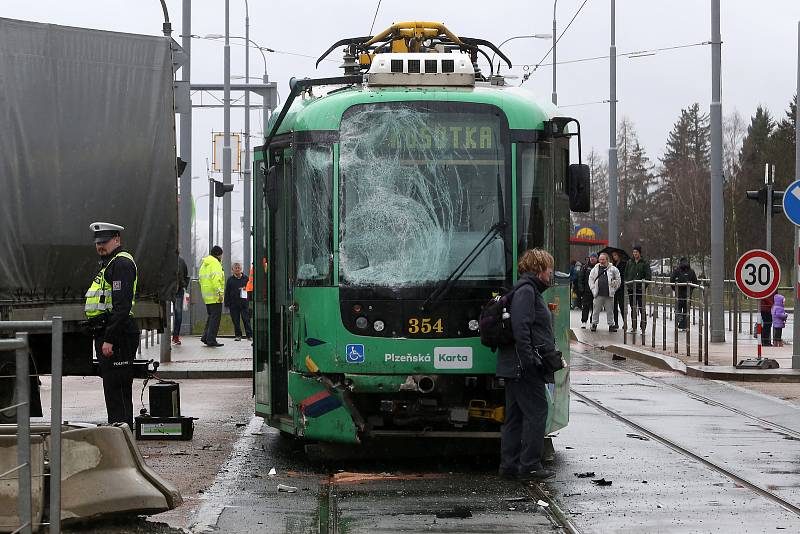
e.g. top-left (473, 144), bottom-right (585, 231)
top-left (89, 222), bottom-right (124, 243)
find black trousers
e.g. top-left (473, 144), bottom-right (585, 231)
top-left (203, 303), bottom-right (222, 344)
top-left (676, 296), bottom-right (689, 329)
top-left (230, 305), bottom-right (253, 338)
top-left (613, 288), bottom-right (626, 327)
top-left (628, 285), bottom-right (646, 327)
top-left (580, 291), bottom-right (594, 323)
top-left (761, 311), bottom-right (772, 345)
top-left (95, 334), bottom-right (138, 429)
top-left (500, 370), bottom-right (549, 474)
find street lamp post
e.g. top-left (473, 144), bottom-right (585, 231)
top-left (608, 0), bottom-right (618, 247)
top-left (552, 0), bottom-right (559, 106)
top-left (223, 0), bottom-right (232, 275)
top-left (492, 34), bottom-right (551, 73)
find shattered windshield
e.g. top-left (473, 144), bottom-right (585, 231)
top-left (339, 102), bottom-right (508, 287)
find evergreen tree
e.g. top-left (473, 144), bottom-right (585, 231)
top-left (733, 106), bottom-right (774, 268)
top-left (660, 103), bottom-right (711, 261)
top-left (617, 118), bottom-right (658, 250)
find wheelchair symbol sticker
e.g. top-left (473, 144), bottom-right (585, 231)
top-left (345, 344), bottom-right (365, 363)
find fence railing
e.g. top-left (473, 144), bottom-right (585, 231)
top-left (622, 279), bottom-right (710, 365)
top-left (0, 319), bottom-right (63, 534)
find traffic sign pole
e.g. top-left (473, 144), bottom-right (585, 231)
top-left (794, 20), bottom-right (800, 370)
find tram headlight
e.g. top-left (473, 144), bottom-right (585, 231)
top-left (355, 316), bottom-right (369, 329)
top-left (373, 320), bottom-right (385, 332)
top-left (468, 319), bottom-right (479, 331)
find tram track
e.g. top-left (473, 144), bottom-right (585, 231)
top-left (569, 345), bottom-right (800, 518)
top-left (571, 343), bottom-right (800, 440)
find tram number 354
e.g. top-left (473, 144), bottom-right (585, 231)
top-left (408, 318), bottom-right (444, 334)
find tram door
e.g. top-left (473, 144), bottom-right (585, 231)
top-left (266, 147), bottom-right (293, 416)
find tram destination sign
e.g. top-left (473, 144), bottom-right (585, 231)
top-left (734, 249), bottom-right (781, 299)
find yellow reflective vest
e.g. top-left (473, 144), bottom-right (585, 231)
top-left (85, 251), bottom-right (137, 318)
top-left (199, 255), bottom-right (225, 304)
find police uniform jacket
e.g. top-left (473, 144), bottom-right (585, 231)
top-left (99, 246), bottom-right (139, 341)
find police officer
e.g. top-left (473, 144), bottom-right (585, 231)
top-left (84, 222), bottom-right (139, 429)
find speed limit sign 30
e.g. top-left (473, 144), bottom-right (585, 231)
top-left (735, 249), bottom-right (781, 299)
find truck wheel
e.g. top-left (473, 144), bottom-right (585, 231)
top-left (0, 354), bottom-right (16, 423)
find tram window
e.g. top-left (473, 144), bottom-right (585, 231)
top-left (517, 142), bottom-right (553, 256)
top-left (339, 102), bottom-right (509, 287)
top-left (553, 142), bottom-right (571, 272)
top-left (294, 146), bottom-right (333, 285)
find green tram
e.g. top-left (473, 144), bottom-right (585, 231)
top-left (253, 23), bottom-right (590, 447)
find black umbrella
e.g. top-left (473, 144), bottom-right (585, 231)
top-left (598, 246), bottom-right (629, 262)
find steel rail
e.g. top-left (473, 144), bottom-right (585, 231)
top-left (524, 481), bottom-right (584, 534)
top-left (570, 387), bottom-right (800, 517)
top-left (570, 345), bottom-right (800, 440)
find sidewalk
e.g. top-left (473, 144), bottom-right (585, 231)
top-left (570, 309), bottom-right (800, 382)
top-left (137, 334), bottom-right (252, 379)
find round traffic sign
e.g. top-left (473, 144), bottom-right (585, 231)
top-left (783, 180), bottom-right (800, 226)
top-left (735, 249), bottom-right (781, 299)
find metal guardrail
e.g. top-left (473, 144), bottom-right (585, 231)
top-left (622, 280), bottom-right (710, 365)
top-left (0, 319), bottom-right (63, 534)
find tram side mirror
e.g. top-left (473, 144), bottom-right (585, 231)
top-left (265, 165), bottom-right (278, 212)
top-left (568, 164), bottom-right (591, 212)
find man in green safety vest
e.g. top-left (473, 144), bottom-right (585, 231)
top-left (199, 246), bottom-right (225, 347)
top-left (84, 222), bottom-right (139, 429)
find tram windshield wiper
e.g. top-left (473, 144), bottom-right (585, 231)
top-left (421, 220), bottom-right (507, 310)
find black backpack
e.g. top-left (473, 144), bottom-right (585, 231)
top-left (478, 279), bottom-right (533, 349)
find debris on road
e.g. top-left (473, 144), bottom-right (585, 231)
top-left (626, 433), bottom-right (650, 441)
top-left (436, 507), bottom-right (472, 519)
top-left (592, 478), bottom-right (613, 486)
top-left (612, 354), bottom-right (627, 361)
top-left (268, 467), bottom-right (277, 477)
top-left (277, 484), bottom-right (298, 493)
top-left (536, 500), bottom-right (549, 507)
top-left (574, 472), bottom-right (596, 478)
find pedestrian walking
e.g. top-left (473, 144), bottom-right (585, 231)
top-left (496, 248), bottom-right (557, 482)
top-left (569, 260), bottom-right (580, 309)
top-left (589, 253), bottom-right (621, 332)
top-left (611, 251), bottom-right (627, 330)
top-left (172, 255), bottom-right (189, 345)
top-left (225, 262), bottom-right (253, 341)
top-left (84, 222), bottom-right (139, 429)
top-left (578, 253), bottom-right (598, 329)
top-left (669, 257), bottom-right (698, 331)
top-left (625, 245), bottom-right (652, 332)
top-left (199, 246), bottom-right (225, 347)
top-left (772, 293), bottom-right (788, 347)
top-left (761, 293), bottom-right (775, 347)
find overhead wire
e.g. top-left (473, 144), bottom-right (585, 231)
top-left (369, 0), bottom-right (383, 35)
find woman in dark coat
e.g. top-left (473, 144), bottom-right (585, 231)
top-left (496, 248), bottom-right (557, 481)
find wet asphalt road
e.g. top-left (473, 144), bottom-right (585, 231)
top-left (40, 343), bottom-right (800, 533)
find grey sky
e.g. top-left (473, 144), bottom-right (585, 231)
top-left (6, 1), bottom-right (800, 262)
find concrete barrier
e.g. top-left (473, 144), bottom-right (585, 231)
top-left (0, 435), bottom-right (44, 533)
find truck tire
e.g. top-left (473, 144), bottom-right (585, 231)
top-left (0, 353), bottom-right (17, 423)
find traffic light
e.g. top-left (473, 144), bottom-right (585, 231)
top-left (746, 187), bottom-right (784, 215)
top-left (213, 179), bottom-right (234, 197)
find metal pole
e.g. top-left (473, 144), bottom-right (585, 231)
top-left (50, 317), bottom-right (62, 534)
top-left (208, 179), bottom-right (214, 252)
top-left (16, 333), bottom-right (32, 534)
top-left (794, 20), bottom-right (800, 369)
top-left (180, 0), bottom-right (193, 287)
top-left (710, 0), bottom-right (725, 342)
top-left (223, 0), bottom-right (232, 275)
top-left (552, 0), bottom-right (558, 106)
top-left (608, 0), bottom-right (618, 247)
top-left (766, 181), bottom-right (773, 252)
top-left (732, 289), bottom-right (738, 365)
top-left (243, 0), bottom-right (252, 272)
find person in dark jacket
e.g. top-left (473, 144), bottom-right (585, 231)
top-left (625, 245), bottom-right (652, 332)
top-left (760, 293), bottom-right (775, 346)
top-left (172, 256), bottom-right (190, 345)
top-left (496, 248), bottom-right (556, 482)
top-left (578, 253), bottom-right (598, 328)
top-left (85, 222), bottom-right (139, 430)
top-left (611, 251), bottom-right (628, 330)
top-left (669, 257), bottom-right (698, 331)
top-left (224, 262), bottom-right (253, 340)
